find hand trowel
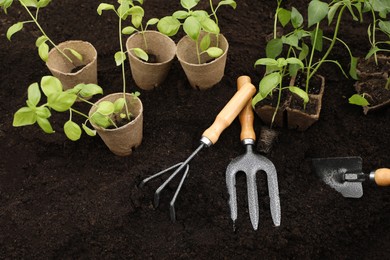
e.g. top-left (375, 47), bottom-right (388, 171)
top-left (312, 156), bottom-right (390, 198)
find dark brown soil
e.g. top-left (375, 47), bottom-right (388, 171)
top-left (1, 0), bottom-right (389, 259)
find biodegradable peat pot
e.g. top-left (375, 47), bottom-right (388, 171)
top-left (46, 40), bottom-right (98, 90)
top-left (126, 31), bottom-right (176, 90)
top-left (286, 75), bottom-right (325, 131)
top-left (176, 33), bottom-right (229, 90)
top-left (89, 93), bottom-right (143, 156)
top-left (356, 54), bottom-right (390, 80)
top-left (354, 77), bottom-right (390, 114)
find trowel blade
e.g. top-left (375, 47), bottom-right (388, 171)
top-left (312, 156), bottom-right (363, 198)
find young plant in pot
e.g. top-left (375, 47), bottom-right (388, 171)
top-left (92, 0), bottom-right (144, 156)
top-left (12, 75), bottom-right (142, 156)
top-left (98, 0), bottom-right (176, 90)
top-left (1, 0), bottom-right (98, 91)
top-left (349, 1), bottom-right (390, 113)
top-left (253, 0), bottom-right (360, 131)
top-left (157, 0), bottom-right (236, 90)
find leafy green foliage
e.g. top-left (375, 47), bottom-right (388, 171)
top-left (157, 0), bottom-right (236, 63)
top-left (349, 94), bottom-right (370, 106)
top-left (13, 76), bottom-right (104, 141)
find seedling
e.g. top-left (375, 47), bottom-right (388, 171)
top-left (157, 0), bottom-right (236, 64)
top-left (2, 0), bottom-right (82, 64)
top-left (252, 57), bottom-right (307, 126)
top-left (98, 0), bottom-right (159, 62)
top-left (97, 0), bottom-right (141, 123)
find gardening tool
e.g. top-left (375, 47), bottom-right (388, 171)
top-left (312, 156), bottom-right (390, 198)
top-left (140, 79), bottom-right (256, 221)
top-left (225, 76), bottom-right (281, 231)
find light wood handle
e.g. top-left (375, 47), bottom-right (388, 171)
top-left (374, 168), bottom-right (390, 186)
top-left (237, 76), bottom-right (256, 141)
top-left (202, 81), bottom-right (256, 145)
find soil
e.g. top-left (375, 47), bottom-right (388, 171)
top-left (1, 0), bottom-right (389, 259)
top-left (71, 64), bottom-right (86, 74)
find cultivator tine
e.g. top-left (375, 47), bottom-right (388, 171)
top-left (246, 170), bottom-right (260, 230)
top-left (265, 164), bottom-right (281, 227)
top-left (226, 169), bottom-right (238, 223)
top-left (170, 164), bottom-right (190, 222)
top-left (139, 162), bottom-right (183, 188)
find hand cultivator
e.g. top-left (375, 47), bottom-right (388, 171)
top-left (226, 76), bottom-right (281, 230)
top-left (140, 79), bottom-right (256, 222)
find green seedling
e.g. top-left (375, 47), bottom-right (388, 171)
top-left (2, 0), bottom-right (82, 64)
top-left (349, 93), bottom-right (370, 107)
top-left (252, 57), bottom-right (307, 127)
top-left (261, 0), bottom-right (361, 110)
top-left (98, 0), bottom-right (159, 62)
top-left (97, 0), bottom-right (141, 123)
top-left (157, 0), bottom-right (236, 64)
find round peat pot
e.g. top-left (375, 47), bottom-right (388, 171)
top-left (89, 93), bottom-right (143, 156)
top-left (176, 33), bottom-right (229, 90)
top-left (126, 31), bottom-right (176, 90)
top-left (46, 40), bottom-right (98, 90)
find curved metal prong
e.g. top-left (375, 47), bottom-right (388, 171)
top-left (226, 165), bottom-right (238, 224)
top-left (246, 170), bottom-right (259, 230)
top-left (169, 164), bottom-right (190, 222)
top-left (139, 163), bottom-right (183, 188)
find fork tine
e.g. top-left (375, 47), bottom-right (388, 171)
top-left (169, 164), bottom-right (190, 222)
top-left (265, 164), bottom-right (281, 226)
top-left (247, 170), bottom-right (260, 230)
top-left (226, 166), bottom-right (239, 224)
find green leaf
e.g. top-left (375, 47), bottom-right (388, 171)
top-left (328, 2), bottom-right (342, 25)
top-left (13, 107), bottom-right (36, 126)
top-left (277, 8), bottom-right (291, 27)
top-left (349, 56), bottom-right (358, 80)
top-left (97, 3), bottom-right (115, 15)
top-left (252, 92), bottom-right (266, 107)
top-left (35, 106), bottom-right (51, 118)
top-left (38, 42), bottom-right (49, 62)
top-left (20, 0), bottom-right (37, 7)
top-left (146, 18), bottom-right (159, 26)
top-left (41, 76), bottom-right (63, 97)
top-left (90, 112), bottom-right (111, 128)
top-left (283, 34), bottom-right (299, 48)
top-left (96, 101), bottom-right (115, 116)
top-left (37, 0), bottom-right (51, 8)
top-left (183, 16), bottom-right (201, 41)
top-left (27, 82), bottom-right (41, 106)
top-left (285, 57), bottom-right (304, 68)
top-left (118, 1), bottom-right (130, 19)
top-left (122, 26), bottom-right (137, 35)
top-left (64, 120), bottom-right (81, 141)
top-left (199, 17), bottom-right (220, 34)
top-left (157, 16), bottom-right (181, 36)
top-left (254, 58), bottom-right (278, 67)
top-left (0, 0), bottom-right (13, 13)
top-left (308, 0), bottom-right (329, 27)
top-left (299, 42), bottom-right (309, 60)
top-left (192, 10), bottom-right (208, 19)
top-left (77, 83), bottom-right (103, 98)
top-left (200, 33), bottom-right (211, 51)
top-left (181, 0), bottom-right (199, 10)
top-left (288, 86), bottom-right (309, 104)
top-left (114, 51), bottom-right (126, 66)
top-left (128, 6), bottom-right (144, 28)
top-left (131, 48), bottom-right (148, 61)
top-left (206, 47), bottom-right (223, 58)
top-left (379, 20), bottom-right (390, 35)
top-left (173, 10), bottom-right (189, 19)
top-left (266, 38), bottom-right (283, 59)
top-left (349, 94), bottom-right (369, 106)
top-left (7, 22), bottom-right (23, 41)
top-left (66, 48), bottom-right (83, 61)
top-left (365, 46), bottom-right (380, 60)
top-left (289, 64), bottom-right (301, 77)
top-left (35, 35), bottom-right (48, 47)
top-left (291, 7), bottom-right (303, 28)
top-left (82, 123), bottom-right (96, 136)
top-left (37, 117), bottom-right (54, 133)
top-left (259, 72), bottom-right (281, 98)
top-left (217, 0), bottom-right (237, 9)
top-left (114, 98), bottom-right (126, 113)
top-left (47, 92), bottom-right (77, 112)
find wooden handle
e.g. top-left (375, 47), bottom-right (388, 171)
top-left (374, 168), bottom-right (390, 186)
top-left (237, 76), bottom-right (256, 141)
top-left (202, 81), bottom-right (256, 145)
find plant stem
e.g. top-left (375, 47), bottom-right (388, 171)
top-left (20, 2), bottom-right (74, 64)
top-left (70, 108), bottom-right (89, 119)
top-left (209, 0), bottom-right (218, 26)
top-left (141, 24), bottom-right (148, 50)
top-left (196, 39), bottom-right (201, 64)
top-left (118, 16), bottom-right (131, 120)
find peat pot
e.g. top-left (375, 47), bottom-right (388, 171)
top-left (356, 54), bottom-right (390, 80)
top-left (286, 75), bottom-right (325, 131)
top-left (254, 97), bottom-right (289, 128)
top-left (89, 93), bottom-right (143, 156)
top-left (126, 31), bottom-right (176, 90)
top-left (46, 40), bottom-right (98, 90)
top-left (176, 33), bottom-right (229, 90)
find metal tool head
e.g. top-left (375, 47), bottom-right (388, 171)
top-left (311, 156), bottom-right (363, 198)
top-left (226, 142), bottom-right (281, 230)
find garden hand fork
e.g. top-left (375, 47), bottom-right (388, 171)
top-left (140, 80), bottom-right (256, 222)
top-left (226, 76), bottom-right (281, 230)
